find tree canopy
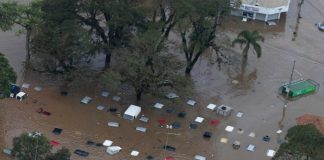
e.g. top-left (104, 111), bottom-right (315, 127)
top-left (31, 0), bottom-right (93, 72)
top-left (0, 53), bottom-right (17, 98)
top-left (0, 0), bottom-right (235, 99)
top-left (76, 0), bottom-right (146, 68)
top-left (177, 0), bottom-right (231, 75)
top-left (0, 0), bottom-right (43, 63)
top-left (274, 124), bottom-right (324, 160)
top-left (12, 132), bottom-right (71, 160)
top-left (103, 26), bottom-right (186, 101)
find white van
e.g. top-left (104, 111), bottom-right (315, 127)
top-left (16, 92), bottom-right (27, 101)
top-left (123, 105), bottom-right (141, 120)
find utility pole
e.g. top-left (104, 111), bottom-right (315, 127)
top-left (277, 60), bottom-right (295, 144)
top-left (279, 60), bottom-right (295, 129)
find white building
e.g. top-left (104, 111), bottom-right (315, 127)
top-left (230, 0), bottom-right (291, 22)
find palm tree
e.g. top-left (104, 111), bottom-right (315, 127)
top-left (232, 30), bottom-right (264, 73)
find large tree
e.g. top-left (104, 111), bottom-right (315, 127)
top-left (274, 124), bottom-right (324, 160)
top-left (144, 0), bottom-right (191, 41)
top-left (177, 0), bottom-right (231, 75)
top-left (0, 53), bottom-right (17, 98)
top-left (12, 133), bottom-right (51, 160)
top-left (31, 0), bottom-right (93, 72)
top-left (12, 132), bottom-right (71, 160)
top-left (103, 26), bottom-right (186, 101)
top-left (0, 0), bottom-right (43, 64)
top-left (76, 0), bottom-right (145, 69)
top-left (232, 30), bottom-right (264, 73)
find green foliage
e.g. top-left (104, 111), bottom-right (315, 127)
top-left (1, 0), bottom-right (43, 63)
top-left (77, 0), bottom-right (146, 67)
top-left (31, 0), bottom-right (93, 72)
top-left (40, 0), bottom-right (78, 24)
top-left (12, 133), bottom-right (71, 160)
top-left (177, 0), bottom-right (231, 75)
top-left (12, 133), bottom-right (52, 160)
top-left (101, 69), bottom-right (122, 90)
top-left (16, 0), bottom-right (43, 30)
top-left (0, 0), bottom-right (42, 30)
top-left (46, 147), bottom-right (71, 160)
top-left (232, 30), bottom-right (264, 73)
top-left (232, 30), bottom-right (264, 58)
top-left (105, 26), bottom-right (187, 101)
top-left (0, 53), bottom-right (17, 98)
top-left (31, 22), bottom-right (92, 72)
top-left (274, 124), bottom-right (324, 160)
top-left (0, 1), bottom-right (19, 31)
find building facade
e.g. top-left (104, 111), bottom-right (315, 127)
top-left (230, 0), bottom-right (291, 22)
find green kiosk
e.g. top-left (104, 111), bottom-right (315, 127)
top-left (279, 79), bottom-right (320, 98)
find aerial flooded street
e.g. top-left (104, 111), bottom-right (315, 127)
top-left (0, 0), bottom-right (324, 160)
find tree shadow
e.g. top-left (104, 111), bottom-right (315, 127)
top-left (228, 69), bottom-right (258, 90)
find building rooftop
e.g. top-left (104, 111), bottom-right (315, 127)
top-left (241, 0), bottom-right (290, 8)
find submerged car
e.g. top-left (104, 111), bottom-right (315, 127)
top-left (74, 149), bottom-right (89, 157)
top-left (318, 22), bottom-right (324, 31)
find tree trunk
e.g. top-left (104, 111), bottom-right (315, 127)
top-left (185, 63), bottom-right (192, 76)
top-left (136, 90), bottom-right (143, 102)
top-left (25, 29), bottom-right (31, 66)
top-left (241, 44), bottom-right (250, 74)
top-left (104, 50), bottom-right (111, 69)
top-left (241, 54), bottom-right (248, 74)
top-left (152, 9), bottom-right (157, 22)
top-left (160, 5), bottom-right (166, 22)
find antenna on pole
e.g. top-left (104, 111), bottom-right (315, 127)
top-left (288, 60), bottom-right (296, 88)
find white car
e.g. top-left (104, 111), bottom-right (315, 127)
top-left (318, 22), bottom-right (324, 31)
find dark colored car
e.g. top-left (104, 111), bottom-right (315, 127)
top-left (74, 149), bottom-right (89, 157)
top-left (163, 145), bottom-right (176, 152)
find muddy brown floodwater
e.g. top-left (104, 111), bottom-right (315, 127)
top-left (1, 0), bottom-right (324, 160)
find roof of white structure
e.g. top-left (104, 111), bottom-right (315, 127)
top-left (241, 0), bottom-right (290, 8)
top-left (124, 105), bottom-right (141, 116)
top-left (16, 92), bottom-right (26, 97)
